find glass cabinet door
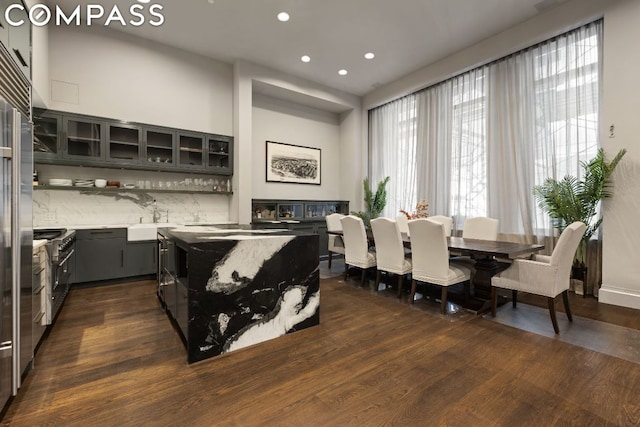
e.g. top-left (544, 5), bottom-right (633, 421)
top-left (278, 203), bottom-right (303, 220)
top-left (33, 110), bottom-right (61, 160)
top-left (305, 203), bottom-right (326, 219)
top-left (206, 135), bottom-right (233, 173)
top-left (326, 202), bottom-right (349, 215)
top-left (178, 132), bottom-right (204, 169)
top-left (107, 124), bottom-right (141, 164)
top-left (252, 202), bottom-right (277, 220)
top-left (144, 127), bottom-right (175, 167)
top-left (64, 117), bottom-right (104, 161)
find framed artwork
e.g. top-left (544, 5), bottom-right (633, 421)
top-left (265, 141), bottom-right (321, 185)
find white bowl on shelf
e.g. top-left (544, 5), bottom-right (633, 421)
top-left (95, 179), bottom-right (107, 188)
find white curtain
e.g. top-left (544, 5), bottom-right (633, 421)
top-left (370, 20), bottom-right (602, 241)
top-left (369, 96), bottom-right (418, 219)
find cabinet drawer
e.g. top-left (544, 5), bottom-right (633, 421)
top-left (76, 228), bottom-right (127, 240)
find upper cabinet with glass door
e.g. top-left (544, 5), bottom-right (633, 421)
top-left (33, 110), bottom-right (61, 160)
top-left (178, 131), bottom-right (205, 170)
top-left (33, 109), bottom-right (233, 175)
top-left (107, 123), bottom-right (141, 165)
top-left (206, 134), bottom-right (233, 175)
top-left (64, 116), bottom-right (105, 162)
top-left (144, 126), bottom-right (176, 168)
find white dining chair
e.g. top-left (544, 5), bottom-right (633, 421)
top-left (340, 215), bottom-right (377, 286)
top-left (396, 215), bottom-right (410, 236)
top-left (491, 221), bottom-right (586, 334)
top-left (454, 217), bottom-right (500, 267)
top-left (427, 215), bottom-right (453, 237)
top-left (462, 217), bottom-right (499, 240)
top-left (325, 213), bottom-right (345, 269)
top-left (408, 218), bottom-right (472, 313)
top-left (370, 217), bottom-right (412, 297)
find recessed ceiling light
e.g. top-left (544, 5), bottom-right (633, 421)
top-left (207, 0), bottom-right (215, 4)
top-left (364, 52), bottom-right (375, 59)
top-left (277, 12), bottom-right (290, 22)
top-left (338, 69), bottom-right (348, 76)
top-left (138, 0), bottom-right (150, 3)
top-left (301, 55), bottom-right (311, 63)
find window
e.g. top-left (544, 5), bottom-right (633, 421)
top-left (370, 20), bottom-right (602, 237)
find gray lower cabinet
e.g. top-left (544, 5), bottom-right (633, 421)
top-left (293, 222), bottom-right (329, 258)
top-left (176, 280), bottom-right (188, 338)
top-left (75, 229), bottom-right (127, 283)
top-left (164, 277), bottom-right (177, 317)
top-left (126, 241), bottom-right (157, 277)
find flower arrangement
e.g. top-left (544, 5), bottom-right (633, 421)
top-left (399, 199), bottom-right (429, 219)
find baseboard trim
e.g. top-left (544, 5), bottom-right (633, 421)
top-left (599, 286), bottom-right (640, 310)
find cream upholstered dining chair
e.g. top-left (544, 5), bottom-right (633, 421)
top-left (370, 217), bottom-right (412, 297)
top-left (453, 216), bottom-right (500, 266)
top-left (396, 215), bottom-right (410, 235)
top-left (462, 217), bottom-right (499, 240)
top-left (340, 215), bottom-right (377, 286)
top-left (408, 218), bottom-right (472, 313)
top-left (427, 215), bottom-right (453, 237)
top-left (490, 221), bottom-right (586, 334)
top-left (325, 213), bottom-right (345, 269)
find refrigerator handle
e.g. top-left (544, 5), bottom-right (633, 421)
top-left (11, 108), bottom-right (21, 395)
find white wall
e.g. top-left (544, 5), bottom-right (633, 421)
top-left (232, 60), bottom-right (361, 224)
top-left (362, 0), bottom-right (640, 308)
top-left (46, 26), bottom-right (233, 134)
top-left (599, 0), bottom-right (640, 309)
top-left (363, 0), bottom-right (606, 110)
top-left (34, 26), bottom-right (236, 226)
top-left (252, 94), bottom-right (340, 200)
top-left (42, 30), bottom-right (360, 226)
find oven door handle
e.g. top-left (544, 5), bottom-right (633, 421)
top-left (57, 248), bottom-right (75, 268)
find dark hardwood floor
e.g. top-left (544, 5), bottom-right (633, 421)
top-left (3, 273), bottom-right (640, 426)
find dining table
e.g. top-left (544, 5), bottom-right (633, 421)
top-left (327, 229), bottom-right (544, 305)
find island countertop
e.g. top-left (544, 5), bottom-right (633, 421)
top-left (157, 224), bottom-right (306, 245)
top-left (158, 225), bottom-right (320, 363)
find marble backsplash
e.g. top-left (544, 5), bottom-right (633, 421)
top-left (33, 189), bottom-right (231, 227)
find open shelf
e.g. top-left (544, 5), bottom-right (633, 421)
top-left (35, 185), bottom-right (232, 195)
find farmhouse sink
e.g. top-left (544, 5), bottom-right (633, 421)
top-left (127, 223), bottom-right (180, 241)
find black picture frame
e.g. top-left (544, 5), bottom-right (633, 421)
top-left (265, 141), bottom-right (321, 185)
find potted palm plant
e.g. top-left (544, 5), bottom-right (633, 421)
top-left (351, 176), bottom-right (390, 227)
top-left (533, 148), bottom-right (626, 291)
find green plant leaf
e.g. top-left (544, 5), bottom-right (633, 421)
top-left (533, 148), bottom-right (626, 265)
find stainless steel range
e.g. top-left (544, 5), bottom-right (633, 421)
top-left (33, 228), bottom-right (76, 324)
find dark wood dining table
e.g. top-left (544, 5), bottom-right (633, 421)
top-left (328, 229), bottom-right (544, 301)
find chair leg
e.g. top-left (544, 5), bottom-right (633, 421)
top-left (512, 290), bottom-right (518, 308)
top-left (491, 286), bottom-right (497, 317)
top-left (547, 296), bottom-right (560, 334)
top-left (328, 251), bottom-right (333, 269)
top-left (410, 279), bottom-right (417, 304)
top-left (375, 270), bottom-right (381, 292)
top-left (562, 290), bottom-right (573, 322)
top-left (440, 287), bottom-right (448, 314)
top-left (397, 275), bottom-right (404, 298)
top-left (361, 268), bottom-right (367, 287)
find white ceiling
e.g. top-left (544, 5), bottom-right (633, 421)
top-left (52, 0), bottom-right (568, 97)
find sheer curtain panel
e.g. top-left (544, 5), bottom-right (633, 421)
top-left (369, 20), bottom-right (602, 245)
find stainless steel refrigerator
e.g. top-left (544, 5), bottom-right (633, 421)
top-left (1, 94), bottom-right (33, 410)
